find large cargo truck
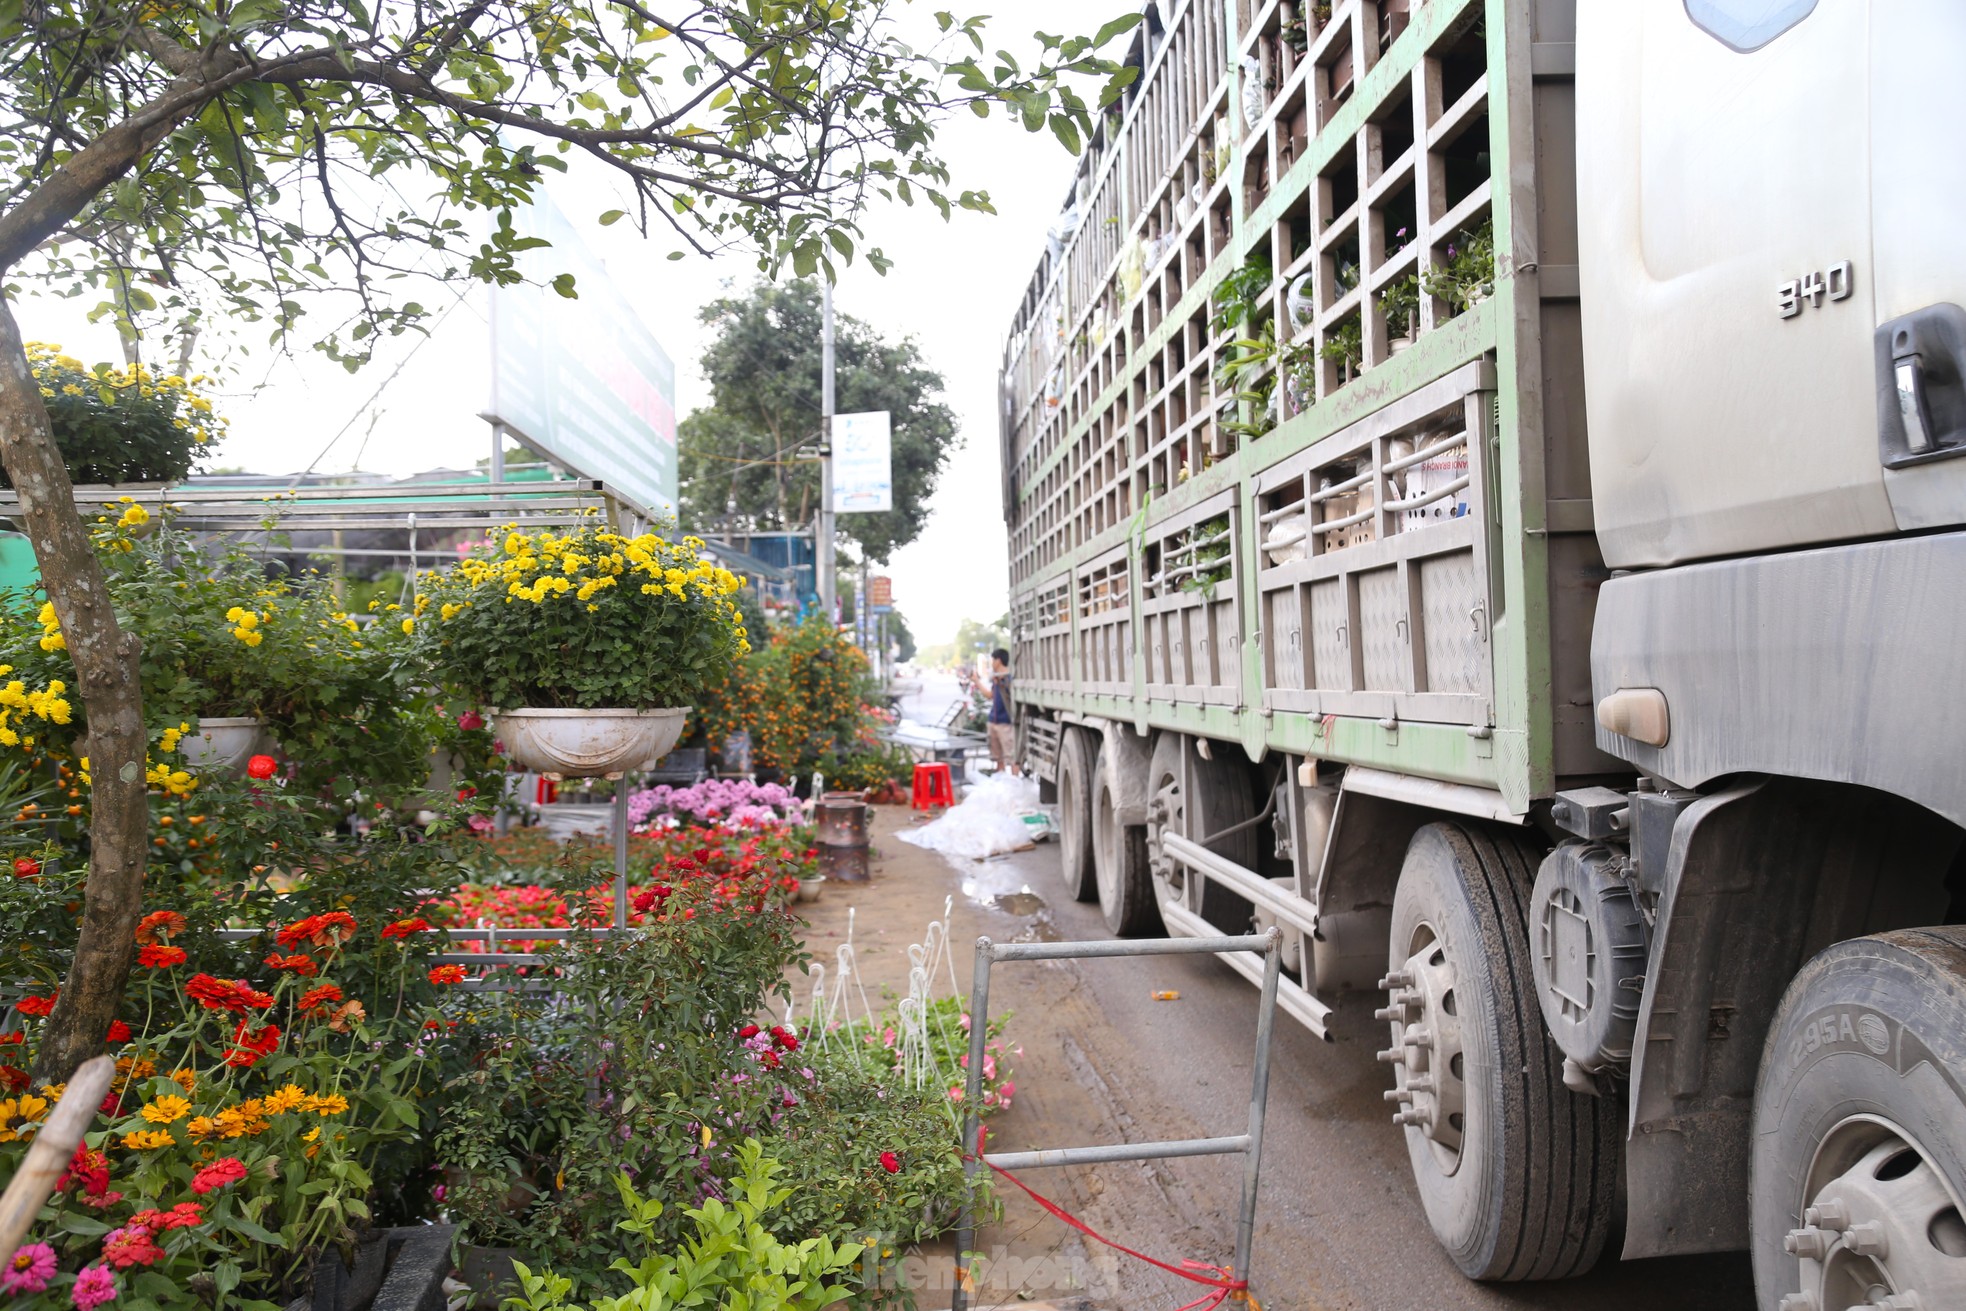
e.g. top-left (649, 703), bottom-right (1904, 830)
top-left (998, 2), bottom-right (1966, 1305)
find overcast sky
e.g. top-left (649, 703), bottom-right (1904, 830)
top-left (13, 1), bottom-right (1095, 649)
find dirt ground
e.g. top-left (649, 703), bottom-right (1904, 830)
top-left (790, 800), bottom-right (1758, 1311)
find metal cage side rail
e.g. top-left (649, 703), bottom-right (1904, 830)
top-left (950, 928), bottom-right (1284, 1311)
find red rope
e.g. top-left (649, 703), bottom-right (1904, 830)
top-left (973, 1129), bottom-right (1250, 1310)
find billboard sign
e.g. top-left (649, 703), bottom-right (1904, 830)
top-left (831, 410), bottom-right (892, 513)
top-left (868, 575), bottom-right (893, 613)
top-left (488, 195), bottom-right (677, 519)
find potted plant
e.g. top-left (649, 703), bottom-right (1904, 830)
top-left (415, 527), bottom-right (749, 779)
top-left (3, 510), bottom-right (442, 794)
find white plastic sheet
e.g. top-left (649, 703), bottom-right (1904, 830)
top-left (897, 772), bottom-right (1044, 860)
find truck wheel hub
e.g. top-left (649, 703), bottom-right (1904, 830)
top-left (1378, 927), bottom-right (1467, 1165)
top-left (1780, 1117), bottom-right (1966, 1311)
top-left (1146, 784), bottom-right (1186, 901)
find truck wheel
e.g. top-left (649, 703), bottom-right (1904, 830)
top-left (1750, 928), bottom-right (1966, 1311)
top-left (1091, 739), bottom-right (1161, 937)
top-left (1385, 822), bottom-right (1620, 1281)
top-left (1054, 728), bottom-right (1098, 902)
top-left (1144, 733), bottom-right (1258, 934)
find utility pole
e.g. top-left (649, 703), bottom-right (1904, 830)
top-left (817, 281), bottom-right (837, 624)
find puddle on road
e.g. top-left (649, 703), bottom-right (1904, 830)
top-left (992, 891), bottom-right (1047, 916)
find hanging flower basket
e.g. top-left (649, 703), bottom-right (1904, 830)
top-left (491, 707), bottom-right (691, 780)
top-left (181, 716), bottom-right (268, 772)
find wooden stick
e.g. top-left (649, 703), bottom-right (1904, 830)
top-left (0, 1054), bottom-right (116, 1270)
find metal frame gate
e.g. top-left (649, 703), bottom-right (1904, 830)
top-left (951, 927), bottom-right (1285, 1309)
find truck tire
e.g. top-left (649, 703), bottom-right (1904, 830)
top-left (1750, 928), bottom-right (1966, 1311)
top-left (1055, 728), bottom-right (1098, 902)
top-left (1385, 822), bottom-right (1620, 1281)
top-left (1091, 739), bottom-right (1161, 937)
top-left (1144, 733), bottom-right (1259, 934)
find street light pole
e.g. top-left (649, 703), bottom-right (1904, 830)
top-left (817, 281), bottom-right (837, 624)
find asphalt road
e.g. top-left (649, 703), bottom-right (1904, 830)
top-left (929, 824), bottom-right (1758, 1311)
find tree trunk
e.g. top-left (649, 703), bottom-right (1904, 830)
top-left (0, 296), bottom-right (149, 1082)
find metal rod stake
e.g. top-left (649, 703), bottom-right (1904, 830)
top-left (1237, 926), bottom-right (1284, 1284)
top-left (612, 784), bottom-right (630, 931)
top-left (951, 936), bottom-right (995, 1311)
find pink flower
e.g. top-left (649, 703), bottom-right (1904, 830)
top-left (457, 710), bottom-right (485, 731)
top-left (467, 813), bottom-right (494, 833)
top-left (71, 1264), bottom-right (117, 1309)
top-left (947, 1086), bottom-right (965, 1102)
top-left (1, 1241), bottom-right (56, 1294)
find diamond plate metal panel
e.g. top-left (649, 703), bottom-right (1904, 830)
top-left (1310, 578), bottom-right (1347, 692)
top-left (1358, 567), bottom-right (1406, 692)
top-left (1420, 551), bottom-right (1485, 694)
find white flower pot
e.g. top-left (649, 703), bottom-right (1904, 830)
top-left (182, 717), bottom-right (267, 772)
top-left (491, 707), bottom-right (690, 780)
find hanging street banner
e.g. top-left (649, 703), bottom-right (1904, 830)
top-left (831, 410), bottom-right (892, 513)
top-left (868, 575), bottom-right (893, 613)
top-left (488, 194), bottom-right (677, 520)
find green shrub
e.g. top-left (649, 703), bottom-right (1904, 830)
top-left (504, 1142), bottom-right (865, 1311)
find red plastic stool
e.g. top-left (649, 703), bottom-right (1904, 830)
top-left (912, 762), bottom-right (955, 810)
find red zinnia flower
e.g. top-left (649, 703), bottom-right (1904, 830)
top-left (879, 1151), bottom-right (902, 1174)
top-left (136, 944), bottom-right (187, 969)
top-left (455, 786), bottom-right (477, 802)
top-left (15, 993), bottom-right (56, 1017)
top-left (190, 1157), bottom-right (248, 1194)
top-left (131, 1202), bottom-right (203, 1231)
top-left (737, 1024), bottom-right (760, 1040)
top-left (245, 754), bottom-right (278, 780)
top-left (263, 953), bottom-right (317, 977)
top-left (102, 1221), bottom-right (165, 1269)
top-left (104, 1020), bottom-right (131, 1044)
top-left (134, 911), bottom-right (187, 945)
top-left (381, 917), bottom-right (431, 940)
top-left (0, 1064), bottom-right (28, 1092)
top-left (12, 856), bottom-right (40, 878)
top-left (283, 911), bottom-right (356, 950)
top-left (223, 1021), bottom-right (280, 1068)
top-left (185, 974), bottom-right (273, 1013)
top-left (60, 1146), bottom-right (111, 1198)
top-left (427, 965), bottom-right (466, 985)
top-left (297, 984), bottom-right (344, 1015)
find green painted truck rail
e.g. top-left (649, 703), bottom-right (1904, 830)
top-left (999, 0), bottom-right (1587, 816)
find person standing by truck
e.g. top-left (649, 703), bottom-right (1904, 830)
top-left (987, 647), bottom-right (1017, 776)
